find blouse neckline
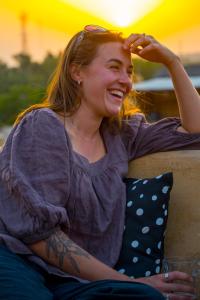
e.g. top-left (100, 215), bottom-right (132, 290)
top-left (46, 108), bottom-right (110, 168)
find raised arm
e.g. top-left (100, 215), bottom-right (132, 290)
top-left (164, 57), bottom-right (200, 133)
top-left (123, 34), bottom-right (200, 133)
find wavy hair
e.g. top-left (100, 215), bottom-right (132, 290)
top-left (14, 30), bottom-right (139, 127)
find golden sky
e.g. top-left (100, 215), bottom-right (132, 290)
top-left (1, 0), bottom-right (200, 65)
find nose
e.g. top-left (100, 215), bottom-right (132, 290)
top-left (118, 71), bottom-right (132, 91)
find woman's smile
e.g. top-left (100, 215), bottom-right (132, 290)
top-left (79, 42), bottom-right (132, 117)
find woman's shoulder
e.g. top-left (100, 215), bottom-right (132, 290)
top-left (123, 112), bottom-right (146, 124)
top-left (102, 113), bottom-right (146, 133)
top-left (120, 113), bottom-right (147, 135)
top-left (21, 108), bottom-right (61, 123)
top-left (15, 108), bottom-right (64, 134)
top-left (8, 108), bottom-right (66, 148)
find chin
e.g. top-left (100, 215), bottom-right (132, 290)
top-left (105, 105), bottom-right (122, 117)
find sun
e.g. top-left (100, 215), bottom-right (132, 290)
top-left (115, 17), bottom-right (132, 28)
top-left (61, 0), bottom-right (163, 28)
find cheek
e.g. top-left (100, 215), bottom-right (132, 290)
top-left (128, 81), bottom-right (132, 93)
top-left (84, 76), bottom-right (110, 94)
top-left (82, 67), bottom-right (117, 98)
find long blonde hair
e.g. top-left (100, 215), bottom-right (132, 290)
top-left (14, 30), bottom-right (139, 127)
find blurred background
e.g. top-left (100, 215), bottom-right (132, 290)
top-left (1, 0), bottom-right (200, 145)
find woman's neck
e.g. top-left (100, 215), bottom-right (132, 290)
top-left (63, 108), bottom-right (103, 141)
top-left (57, 109), bottom-right (106, 163)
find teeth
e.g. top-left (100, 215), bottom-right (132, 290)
top-left (110, 90), bottom-right (124, 98)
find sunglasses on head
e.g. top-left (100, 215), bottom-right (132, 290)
top-left (84, 24), bottom-right (108, 33)
top-left (74, 24), bottom-right (109, 49)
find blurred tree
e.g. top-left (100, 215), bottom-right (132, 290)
top-left (0, 85), bottom-right (45, 125)
top-left (13, 53), bottom-right (32, 69)
top-left (0, 52), bottom-right (59, 126)
top-left (133, 58), bottom-right (163, 80)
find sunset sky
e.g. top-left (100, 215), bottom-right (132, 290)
top-left (1, 0), bottom-right (200, 65)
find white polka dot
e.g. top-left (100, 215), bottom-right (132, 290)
top-left (156, 218), bottom-right (164, 226)
top-left (140, 194), bottom-right (144, 199)
top-left (156, 174), bottom-right (163, 179)
top-left (162, 186), bottom-right (169, 194)
top-left (127, 201), bottom-right (133, 207)
top-left (145, 271), bottom-right (151, 276)
top-left (164, 209), bottom-right (168, 216)
top-left (130, 275), bottom-right (135, 279)
top-left (118, 268), bottom-right (125, 274)
top-left (131, 240), bottom-right (139, 248)
top-left (133, 179), bottom-right (140, 184)
top-left (162, 204), bottom-right (166, 209)
top-left (155, 266), bottom-right (161, 274)
top-left (136, 208), bottom-right (144, 216)
top-left (132, 186), bottom-right (136, 190)
top-left (155, 259), bottom-right (160, 264)
top-left (142, 226), bottom-right (150, 234)
top-left (143, 180), bottom-right (148, 184)
top-left (152, 195), bottom-right (157, 201)
top-left (146, 248), bottom-right (151, 255)
top-left (132, 257), bottom-right (139, 263)
top-left (157, 241), bottom-right (162, 249)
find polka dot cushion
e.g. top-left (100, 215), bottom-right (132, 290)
top-left (115, 172), bottom-right (173, 278)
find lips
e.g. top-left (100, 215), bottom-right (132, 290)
top-left (108, 89), bottom-right (125, 100)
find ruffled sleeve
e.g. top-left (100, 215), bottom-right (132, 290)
top-left (121, 114), bottom-right (200, 160)
top-left (0, 109), bottom-right (70, 244)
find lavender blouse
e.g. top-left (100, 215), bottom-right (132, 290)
top-left (0, 108), bottom-right (200, 278)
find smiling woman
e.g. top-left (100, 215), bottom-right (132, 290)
top-left (0, 24), bottom-right (200, 300)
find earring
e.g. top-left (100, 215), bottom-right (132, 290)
top-left (77, 80), bottom-right (81, 85)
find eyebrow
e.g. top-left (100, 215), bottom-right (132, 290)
top-left (107, 59), bottom-right (133, 71)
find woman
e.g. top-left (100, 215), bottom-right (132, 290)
top-left (0, 25), bottom-right (199, 300)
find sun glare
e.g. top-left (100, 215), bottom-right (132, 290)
top-left (61, 0), bottom-right (163, 27)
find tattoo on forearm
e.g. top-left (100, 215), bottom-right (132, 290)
top-left (46, 230), bottom-right (90, 274)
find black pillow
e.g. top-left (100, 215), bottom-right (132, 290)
top-left (115, 172), bottom-right (173, 278)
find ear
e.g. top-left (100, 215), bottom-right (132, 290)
top-left (70, 63), bottom-right (82, 83)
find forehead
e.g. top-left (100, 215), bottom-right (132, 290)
top-left (93, 42), bottom-right (132, 67)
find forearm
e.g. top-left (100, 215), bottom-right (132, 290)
top-left (29, 230), bottom-right (192, 295)
top-left (29, 229), bottom-right (130, 282)
top-left (166, 57), bottom-right (200, 133)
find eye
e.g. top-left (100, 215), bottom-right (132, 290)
top-left (110, 65), bottom-right (119, 70)
top-left (127, 69), bottom-right (133, 77)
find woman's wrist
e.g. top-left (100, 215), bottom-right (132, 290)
top-left (163, 54), bottom-right (181, 70)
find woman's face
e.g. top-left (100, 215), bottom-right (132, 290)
top-left (79, 42), bottom-right (133, 118)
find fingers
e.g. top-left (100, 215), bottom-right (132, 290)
top-left (139, 273), bottom-right (196, 300)
top-left (123, 33), bottom-right (156, 53)
top-left (123, 33), bottom-right (141, 49)
top-left (162, 282), bottom-right (195, 294)
top-left (135, 43), bottom-right (157, 56)
top-left (163, 293), bottom-right (195, 300)
top-left (161, 272), bottom-right (196, 300)
top-left (164, 271), bottom-right (194, 283)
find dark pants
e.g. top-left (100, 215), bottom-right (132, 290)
top-left (0, 245), bottom-right (165, 300)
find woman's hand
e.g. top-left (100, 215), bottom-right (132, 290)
top-left (124, 33), bottom-right (200, 133)
top-left (123, 33), bottom-right (179, 68)
top-left (134, 271), bottom-right (195, 299)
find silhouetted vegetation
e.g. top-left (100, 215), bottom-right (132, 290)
top-left (0, 52), bottom-right (59, 126)
top-left (133, 58), bottom-right (162, 81)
